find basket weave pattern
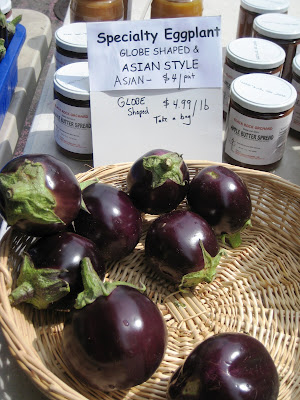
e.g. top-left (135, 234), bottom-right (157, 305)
top-left (0, 161), bottom-right (299, 400)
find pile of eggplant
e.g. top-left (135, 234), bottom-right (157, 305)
top-left (0, 152), bottom-right (279, 399)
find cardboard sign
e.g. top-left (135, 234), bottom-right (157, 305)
top-left (87, 16), bottom-right (223, 166)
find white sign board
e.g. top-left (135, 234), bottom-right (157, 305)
top-left (87, 16), bottom-right (223, 166)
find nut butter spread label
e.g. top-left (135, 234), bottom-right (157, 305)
top-left (225, 107), bottom-right (292, 165)
top-left (54, 100), bottom-right (92, 154)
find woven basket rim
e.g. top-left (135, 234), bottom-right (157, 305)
top-left (76, 159), bottom-right (300, 190)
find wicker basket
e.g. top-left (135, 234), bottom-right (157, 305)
top-left (0, 160), bottom-right (299, 400)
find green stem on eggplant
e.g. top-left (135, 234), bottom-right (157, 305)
top-left (75, 257), bottom-right (146, 309)
top-left (9, 255), bottom-right (70, 309)
top-left (0, 159), bottom-right (64, 226)
top-left (143, 152), bottom-right (187, 188)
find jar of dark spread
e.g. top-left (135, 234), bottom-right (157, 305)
top-left (55, 23), bottom-right (87, 71)
top-left (290, 54), bottom-right (300, 136)
top-left (70, 0), bottom-right (124, 22)
top-left (236, 0), bottom-right (289, 39)
top-left (224, 73), bottom-right (296, 171)
top-left (53, 62), bottom-right (93, 161)
top-left (253, 13), bottom-right (300, 82)
top-left (0, 0), bottom-right (12, 21)
top-left (223, 37), bottom-right (286, 119)
top-left (151, 0), bottom-right (203, 19)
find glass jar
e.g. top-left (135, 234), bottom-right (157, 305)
top-left (236, 0), bottom-right (289, 39)
top-left (151, 0), bottom-right (203, 19)
top-left (223, 37), bottom-right (286, 119)
top-left (290, 54), bottom-right (300, 136)
top-left (224, 73), bottom-right (296, 171)
top-left (70, 0), bottom-right (124, 22)
top-left (55, 23), bottom-right (88, 71)
top-left (253, 13), bottom-right (300, 82)
top-left (53, 62), bottom-right (93, 161)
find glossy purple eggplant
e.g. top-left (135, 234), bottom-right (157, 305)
top-left (0, 154), bottom-right (81, 236)
top-left (127, 149), bottom-right (189, 214)
top-left (167, 332), bottom-right (279, 400)
top-left (9, 232), bottom-right (106, 310)
top-left (62, 260), bottom-right (168, 391)
top-left (187, 165), bottom-right (252, 248)
top-left (145, 210), bottom-right (224, 290)
top-left (73, 182), bottom-right (142, 262)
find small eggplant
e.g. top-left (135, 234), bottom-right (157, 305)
top-left (187, 165), bottom-right (252, 248)
top-left (9, 232), bottom-right (106, 310)
top-left (127, 149), bottom-right (189, 214)
top-left (62, 259), bottom-right (168, 391)
top-left (145, 210), bottom-right (224, 291)
top-left (167, 332), bottom-right (279, 400)
top-left (73, 181), bottom-right (142, 262)
top-left (0, 154), bottom-right (81, 237)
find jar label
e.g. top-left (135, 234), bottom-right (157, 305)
top-left (55, 52), bottom-right (87, 71)
top-left (225, 107), bottom-right (292, 165)
top-left (223, 64), bottom-right (242, 114)
top-left (290, 78), bottom-right (300, 132)
top-left (54, 100), bottom-right (93, 154)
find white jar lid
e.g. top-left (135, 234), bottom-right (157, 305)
top-left (292, 54), bottom-right (300, 77)
top-left (253, 13), bottom-right (300, 40)
top-left (54, 62), bottom-right (90, 101)
top-left (0, 0), bottom-right (11, 14)
top-left (230, 73), bottom-right (297, 113)
top-left (226, 37), bottom-right (286, 69)
top-left (55, 23), bottom-right (87, 54)
top-left (241, 0), bottom-right (289, 14)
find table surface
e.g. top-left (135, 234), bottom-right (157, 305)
top-left (1, 1), bottom-right (300, 400)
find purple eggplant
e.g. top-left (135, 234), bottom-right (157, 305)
top-left (0, 154), bottom-right (81, 237)
top-left (187, 165), bottom-right (252, 248)
top-left (167, 332), bottom-right (279, 400)
top-left (127, 149), bottom-right (189, 215)
top-left (62, 259), bottom-right (168, 391)
top-left (9, 232), bottom-right (106, 310)
top-left (145, 210), bottom-right (224, 291)
top-left (73, 182), bottom-right (142, 262)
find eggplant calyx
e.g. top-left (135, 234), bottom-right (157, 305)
top-left (75, 257), bottom-right (146, 309)
top-left (0, 39), bottom-right (5, 59)
top-left (79, 179), bottom-right (100, 213)
top-left (79, 178), bottom-right (100, 192)
top-left (0, 11), bottom-right (7, 29)
top-left (221, 219), bottom-right (252, 248)
top-left (143, 152), bottom-right (186, 188)
top-left (0, 160), bottom-right (64, 226)
top-left (7, 14), bottom-right (22, 38)
top-left (179, 242), bottom-right (226, 292)
top-left (9, 254), bottom-right (70, 309)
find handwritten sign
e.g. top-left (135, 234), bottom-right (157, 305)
top-left (88, 17), bottom-right (221, 91)
top-left (87, 16), bottom-right (223, 166)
